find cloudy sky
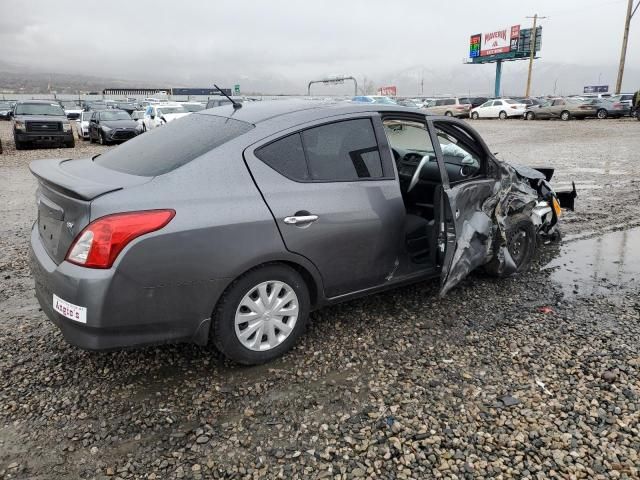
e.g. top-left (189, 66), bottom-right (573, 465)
top-left (1, 0), bottom-right (638, 95)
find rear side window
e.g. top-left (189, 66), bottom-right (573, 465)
top-left (302, 119), bottom-right (383, 181)
top-left (95, 114), bottom-right (254, 176)
top-left (256, 133), bottom-right (309, 181)
top-left (256, 118), bottom-right (384, 182)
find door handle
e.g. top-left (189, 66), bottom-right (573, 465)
top-left (283, 215), bottom-right (319, 225)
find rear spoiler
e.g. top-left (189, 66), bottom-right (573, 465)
top-left (29, 158), bottom-right (149, 201)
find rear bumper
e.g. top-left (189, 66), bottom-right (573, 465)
top-left (29, 225), bottom-right (220, 350)
top-left (16, 131), bottom-right (74, 143)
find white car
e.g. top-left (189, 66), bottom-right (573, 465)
top-left (75, 111), bottom-right (93, 140)
top-left (59, 100), bottom-right (83, 120)
top-left (142, 104), bottom-right (190, 131)
top-left (470, 99), bottom-right (527, 120)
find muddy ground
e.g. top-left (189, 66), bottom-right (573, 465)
top-left (1, 118), bottom-right (639, 479)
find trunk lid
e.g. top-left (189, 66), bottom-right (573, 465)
top-left (30, 157), bottom-right (151, 264)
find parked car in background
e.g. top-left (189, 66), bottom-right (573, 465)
top-left (0, 101), bottom-right (12, 120)
top-left (351, 96), bottom-right (397, 105)
top-left (142, 104), bottom-right (190, 131)
top-left (131, 110), bottom-right (145, 129)
top-left (525, 98), bottom-right (597, 121)
top-left (59, 100), bottom-right (83, 120)
top-left (470, 99), bottom-right (527, 119)
top-left (75, 111), bottom-right (93, 140)
top-left (512, 98), bottom-right (542, 107)
top-left (458, 97), bottom-right (489, 109)
top-left (180, 102), bottom-right (205, 112)
top-left (423, 98), bottom-right (472, 118)
top-left (113, 102), bottom-right (138, 114)
top-left (395, 99), bottom-right (420, 108)
top-left (89, 109), bottom-right (140, 144)
top-left (609, 93), bottom-right (634, 111)
top-left (587, 98), bottom-right (630, 119)
top-left (84, 101), bottom-right (109, 111)
top-left (12, 100), bottom-right (74, 149)
top-left (28, 100), bottom-right (572, 365)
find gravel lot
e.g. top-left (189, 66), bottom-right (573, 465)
top-left (1, 118), bottom-right (639, 480)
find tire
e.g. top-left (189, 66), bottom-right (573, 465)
top-left (560, 111), bottom-right (571, 121)
top-left (498, 111), bottom-right (507, 120)
top-left (471, 112), bottom-right (479, 120)
top-left (444, 111), bottom-right (453, 117)
top-left (142, 123), bottom-right (147, 132)
top-left (526, 111), bottom-right (535, 121)
top-left (98, 132), bottom-right (106, 145)
top-left (484, 213), bottom-right (536, 276)
top-left (211, 264), bottom-right (311, 365)
top-left (14, 139), bottom-right (24, 150)
top-left (65, 139), bottom-right (75, 148)
top-left (89, 131), bottom-right (95, 143)
top-left (596, 109), bottom-right (608, 119)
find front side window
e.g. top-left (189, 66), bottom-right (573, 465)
top-left (256, 118), bottom-right (384, 182)
top-left (434, 122), bottom-right (483, 181)
top-left (302, 119), bottom-right (383, 181)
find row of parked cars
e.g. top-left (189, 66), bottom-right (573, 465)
top-left (2, 97), bottom-right (240, 150)
top-left (351, 93), bottom-right (637, 121)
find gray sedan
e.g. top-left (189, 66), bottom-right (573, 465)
top-left (29, 101), bottom-right (572, 364)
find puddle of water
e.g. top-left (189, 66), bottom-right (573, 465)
top-left (544, 227), bottom-right (640, 298)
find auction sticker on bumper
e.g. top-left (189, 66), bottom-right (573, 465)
top-left (53, 294), bottom-right (87, 324)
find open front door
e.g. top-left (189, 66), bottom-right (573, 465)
top-left (427, 119), bottom-right (500, 295)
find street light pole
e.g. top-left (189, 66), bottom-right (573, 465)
top-left (615, 0), bottom-right (638, 94)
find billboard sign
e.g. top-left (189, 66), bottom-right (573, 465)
top-left (583, 85), bottom-right (609, 93)
top-left (470, 25), bottom-right (521, 57)
top-left (377, 86), bottom-right (397, 96)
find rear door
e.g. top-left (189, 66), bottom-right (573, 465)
top-left (244, 114), bottom-right (405, 298)
top-left (427, 119), bottom-right (499, 295)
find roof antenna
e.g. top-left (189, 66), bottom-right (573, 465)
top-left (214, 84), bottom-right (241, 109)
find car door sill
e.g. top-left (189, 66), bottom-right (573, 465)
top-left (324, 267), bottom-right (439, 306)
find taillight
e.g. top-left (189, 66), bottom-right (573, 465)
top-left (66, 210), bottom-right (175, 268)
top-left (613, 102), bottom-right (623, 108)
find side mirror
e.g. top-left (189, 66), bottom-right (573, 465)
top-left (160, 116), bottom-right (167, 123)
top-left (150, 114), bottom-right (155, 119)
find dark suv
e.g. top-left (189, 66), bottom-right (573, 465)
top-left (13, 100), bottom-right (75, 149)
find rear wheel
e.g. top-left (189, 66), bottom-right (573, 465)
top-left (526, 111), bottom-right (535, 120)
top-left (498, 111), bottom-right (507, 120)
top-left (484, 213), bottom-right (536, 276)
top-left (65, 139), bottom-right (75, 148)
top-left (560, 110), bottom-right (571, 121)
top-left (211, 264), bottom-right (310, 365)
top-left (14, 138), bottom-right (25, 150)
top-left (597, 109), bottom-right (608, 119)
top-left (471, 112), bottom-right (479, 120)
top-left (444, 111), bottom-right (453, 117)
top-left (98, 132), bottom-right (106, 145)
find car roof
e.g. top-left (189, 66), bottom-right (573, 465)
top-left (17, 99), bottom-right (62, 104)
top-left (198, 99), bottom-right (433, 126)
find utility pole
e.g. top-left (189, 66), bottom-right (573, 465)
top-left (615, 0), bottom-right (639, 94)
top-left (525, 14), bottom-right (546, 97)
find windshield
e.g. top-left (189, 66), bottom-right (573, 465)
top-left (131, 111), bottom-right (144, 119)
top-left (95, 114), bottom-right (254, 176)
top-left (181, 104), bottom-right (204, 112)
top-left (100, 111), bottom-right (132, 121)
top-left (504, 99), bottom-right (519, 104)
top-left (157, 106), bottom-right (188, 115)
top-left (0, 103), bottom-right (10, 109)
top-left (88, 103), bottom-right (108, 110)
top-left (81, 112), bottom-right (93, 121)
top-left (15, 103), bottom-right (65, 116)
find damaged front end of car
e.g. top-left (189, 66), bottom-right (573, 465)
top-left (440, 161), bottom-right (576, 296)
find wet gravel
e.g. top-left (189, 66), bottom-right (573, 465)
top-left (1, 118), bottom-right (640, 479)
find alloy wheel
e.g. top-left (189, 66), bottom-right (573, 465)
top-left (597, 109), bottom-right (607, 119)
top-left (234, 280), bottom-right (299, 352)
top-left (507, 228), bottom-right (531, 266)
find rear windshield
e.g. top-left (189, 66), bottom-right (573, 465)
top-left (94, 114), bottom-right (254, 176)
